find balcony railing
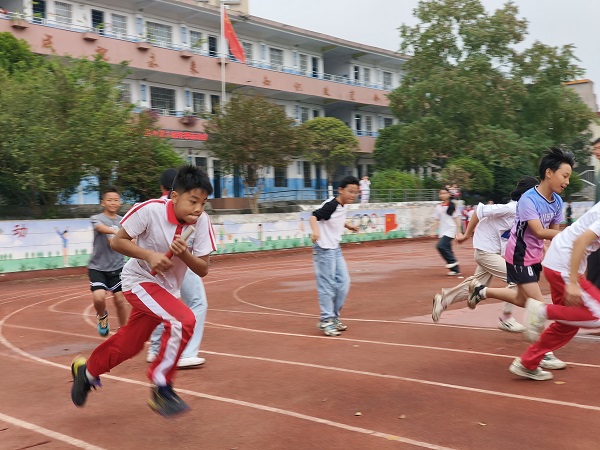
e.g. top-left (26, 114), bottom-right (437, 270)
top-left (1, 14), bottom-right (400, 91)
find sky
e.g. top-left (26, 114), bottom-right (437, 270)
top-left (249, 0), bottom-right (599, 107)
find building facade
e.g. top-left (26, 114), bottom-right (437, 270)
top-left (0, 0), bottom-right (407, 203)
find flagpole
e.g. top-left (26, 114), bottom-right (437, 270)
top-left (220, 0), bottom-right (226, 105)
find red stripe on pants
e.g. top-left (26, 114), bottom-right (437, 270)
top-left (86, 282), bottom-right (195, 387)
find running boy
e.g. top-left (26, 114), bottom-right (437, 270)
top-left (468, 147), bottom-right (574, 371)
top-left (70, 165), bottom-right (215, 417)
top-left (310, 175), bottom-right (360, 336)
top-left (509, 201), bottom-right (600, 380)
top-left (88, 188), bottom-right (129, 336)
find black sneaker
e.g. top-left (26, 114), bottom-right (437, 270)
top-left (71, 356), bottom-right (100, 407)
top-left (148, 385), bottom-right (190, 417)
top-left (467, 280), bottom-right (485, 309)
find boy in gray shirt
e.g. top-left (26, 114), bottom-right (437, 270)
top-left (88, 188), bottom-right (129, 336)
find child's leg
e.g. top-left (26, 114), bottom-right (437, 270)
top-left (91, 289), bottom-right (107, 317)
top-left (332, 247), bottom-right (350, 318)
top-left (179, 269), bottom-right (208, 359)
top-left (86, 306), bottom-right (161, 378)
top-left (313, 245), bottom-right (337, 321)
top-left (436, 236), bottom-right (453, 264)
top-left (520, 267), bottom-right (579, 369)
top-left (112, 291), bottom-right (130, 327)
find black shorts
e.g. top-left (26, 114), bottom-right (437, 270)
top-left (506, 262), bottom-right (542, 285)
top-left (88, 268), bottom-right (123, 292)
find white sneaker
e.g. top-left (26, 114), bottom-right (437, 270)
top-left (146, 352), bottom-right (157, 363)
top-left (509, 357), bottom-right (553, 381)
top-left (447, 271), bottom-right (461, 276)
top-left (432, 293), bottom-right (445, 323)
top-left (317, 320), bottom-right (341, 336)
top-left (524, 298), bottom-right (546, 342)
top-left (445, 262), bottom-right (459, 269)
top-left (498, 317), bottom-right (526, 333)
top-left (539, 352), bottom-right (566, 370)
top-left (177, 356), bottom-right (206, 369)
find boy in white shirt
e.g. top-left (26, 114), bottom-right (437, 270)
top-left (310, 176), bottom-right (360, 336)
top-left (70, 165), bottom-right (215, 417)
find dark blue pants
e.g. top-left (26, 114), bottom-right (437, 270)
top-left (436, 236), bottom-right (460, 273)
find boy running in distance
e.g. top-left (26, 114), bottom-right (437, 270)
top-left (310, 176), bottom-right (360, 336)
top-left (88, 188), bottom-right (129, 336)
top-left (70, 165), bottom-right (215, 417)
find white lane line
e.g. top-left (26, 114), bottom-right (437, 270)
top-left (0, 412), bottom-right (105, 450)
top-left (200, 350), bottom-right (600, 412)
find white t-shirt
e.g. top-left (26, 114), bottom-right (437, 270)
top-left (433, 203), bottom-right (460, 238)
top-left (120, 199), bottom-right (216, 296)
top-left (543, 202), bottom-right (600, 276)
top-left (473, 201), bottom-right (516, 256)
top-left (313, 197), bottom-right (349, 249)
top-left (359, 179), bottom-right (370, 192)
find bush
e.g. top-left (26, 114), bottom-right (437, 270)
top-left (371, 170), bottom-right (423, 202)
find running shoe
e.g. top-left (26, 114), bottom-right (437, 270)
top-left (523, 298), bottom-right (546, 343)
top-left (539, 352), bottom-right (566, 370)
top-left (148, 385), bottom-right (190, 417)
top-left (509, 357), bottom-right (553, 381)
top-left (445, 262), bottom-right (459, 269)
top-left (498, 317), bottom-right (526, 333)
top-left (432, 293), bottom-right (445, 323)
top-left (177, 356), bottom-right (206, 368)
top-left (317, 320), bottom-right (341, 336)
top-left (97, 310), bottom-right (109, 337)
top-left (71, 356), bottom-right (100, 407)
top-left (146, 352), bottom-right (157, 363)
top-left (332, 318), bottom-right (348, 331)
top-left (467, 280), bottom-right (485, 309)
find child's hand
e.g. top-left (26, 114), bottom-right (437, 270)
top-left (564, 282), bottom-right (583, 306)
top-left (169, 234), bottom-right (190, 257)
top-left (147, 251), bottom-right (174, 277)
top-left (456, 232), bottom-right (467, 243)
top-left (310, 232), bottom-right (320, 243)
top-left (347, 224), bottom-right (359, 233)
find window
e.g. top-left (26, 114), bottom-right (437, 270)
top-left (111, 14), bottom-right (127, 38)
top-left (242, 42), bottom-right (253, 63)
top-left (353, 66), bottom-right (360, 83)
top-left (269, 47), bottom-right (283, 71)
top-left (208, 35), bottom-right (218, 56)
top-left (274, 167), bottom-right (287, 187)
top-left (193, 157), bottom-right (207, 170)
top-left (117, 83), bottom-right (131, 103)
top-left (365, 116), bottom-right (373, 134)
top-left (150, 86), bottom-right (176, 115)
top-left (303, 162), bottom-right (311, 188)
top-left (383, 117), bottom-right (394, 128)
top-left (190, 31), bottom-right (203, 51)
top-left (146, 21), bottom-right (172, 47)
top-left (363, 68), bottom-right (371, 85)
top-left (383, 71), bottom-right (392, 90)
top-left (192, 92), bottom-right (205, 113)
top-left (300, 107), bottom-right (309, 123)
top-left (54, 1), bottom-right (72, 25)
top-left (210, 95), bottom-right (220, 114)
top-left (312, 109), bottom-right (320, 119)
top-left (299, 54), bottom-right (308, 76)
top-left (354, 114), bottom-right (362, 133)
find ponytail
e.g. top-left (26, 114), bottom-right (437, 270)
top-left (446, 200), bottom-right (456, 216)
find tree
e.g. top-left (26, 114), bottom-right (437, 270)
top-left (370, 170), bottom-right (422, 202)
top-left (380, 0), bottom-right (596, 201)
top-left (440, 157), bottom-right (494, 201)
top-left (301, 117), bottom-right (359, 192)
top-left (202, 94), bottom-right (307, 212)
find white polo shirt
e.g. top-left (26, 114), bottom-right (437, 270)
top-left (120, 199), bottom-right (216, 296)
top-left (433, 203), bottom-right (460, 238)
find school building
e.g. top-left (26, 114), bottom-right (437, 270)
top-left (0, 0), bottom-right (408, 204)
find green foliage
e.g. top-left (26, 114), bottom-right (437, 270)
top-left (371, 170), bottom-right (423, 190)
top-left (379, 0), bottom-right (597, 199)
top-left (301, 117), bottom-right (359, 184)
top-left (440, 157), bottom-right (494, 197)
top-left (0, 42), bottom-right (183, 210)
top-left (203, 95), bottom-right (306, 185)
top-left (0, 33), bottom-right (40, 75)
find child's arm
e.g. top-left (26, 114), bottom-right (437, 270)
top-left (94, 223), bottom-right (118, 236)
top-left (177, 249), bottom-right (210, 278)
top-left (456, 210), bottom-right (480, 243)
top-left (526, 219), bottom-right (560, 240)
top-left (309, 215), bottom-right (320, 243)
top-left (565, 229), bottom-right (598, 306)
top-left (110, 228), bottom-right (174, 277)
top-left (430, 219), bottom-right (439, 237)
top-left (345, 222), bottom-right (359, 233)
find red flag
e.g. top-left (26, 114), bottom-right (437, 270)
top-left (223, 10), bottom-right (246, 64)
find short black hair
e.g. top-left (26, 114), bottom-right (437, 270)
top-left (160, 168), bottom-right (178, 191)
top-left (593, 137), bottom-right (600, 146)
top-left (101, 187), bottom-right (120, 199)
top-left (172, 164), bottom-right (213, 196)
top-left (338, 175), bottom-right (360, 188)
top-left (510, 176), bottom-right (538, 201)
top-left (538, 146), bottom-right (575, 180)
